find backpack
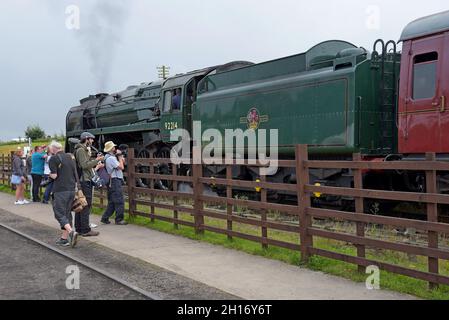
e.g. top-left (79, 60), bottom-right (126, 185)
top-left (97, 154), bottom-right (113, 188)
top-left (97, 166), bottom-right (110, 188)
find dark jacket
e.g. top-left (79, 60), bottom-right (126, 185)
top-left (26, 156), bottom-right (32, 176)
top-left (74, 143), bottom-right (99, 182)
top-left (12, 156), bottom-right (25, 178)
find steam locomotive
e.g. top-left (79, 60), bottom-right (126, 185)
top-left (66, 10), bottom-right (449, 218)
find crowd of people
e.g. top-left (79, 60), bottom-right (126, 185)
top-left (10, 132), bottom-right (128, 248)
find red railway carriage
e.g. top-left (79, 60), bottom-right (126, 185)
top-left (398, 10), bottom-right (449, 155)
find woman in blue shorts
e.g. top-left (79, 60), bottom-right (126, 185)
top-left (11, 149), bottom-right (29, 205)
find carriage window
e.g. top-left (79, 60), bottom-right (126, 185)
top-left (163, 91), bottom-right (172, 112)
top-left (413, 52), bottom-right (438, 100)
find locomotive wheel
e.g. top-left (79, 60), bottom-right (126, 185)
top-left (136, 148), bottom-right (152, 187)
top-left (155, 146), bottom-right (173, 190)
top-left (156, 146), bottom-right (172, 159)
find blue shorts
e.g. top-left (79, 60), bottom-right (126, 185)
top-left (11, 175), bottom-right (23, 185)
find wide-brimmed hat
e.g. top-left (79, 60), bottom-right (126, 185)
top-left (104, 141), bottom-right (117, 153)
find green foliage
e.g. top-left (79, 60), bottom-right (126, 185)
top-left (51, 131), bottom-right (66, 141)
top-left (25, 125), bottom-right (46, 141)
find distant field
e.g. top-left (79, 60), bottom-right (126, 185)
top-left (0, 139), bottom-right (65, 155)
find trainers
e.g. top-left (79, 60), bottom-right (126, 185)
top-left (22, 200), bottom-right (30, 205)
top-left (115, 220), bottom-right (128, 226)
top-left (14, 201), bottom-right (24, 205)
top-left (101, 219), bottom-right (111, 225)
top-left (68, 231), bottom-right (78, 248)
top-left (56, 238), bottom-right (70, 247)
top-left (90, 223), bottom-right (98, 229)
top-left (80, 230), bottom-right (100, 237)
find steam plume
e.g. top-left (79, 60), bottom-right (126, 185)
top-left (77, 0), bottom-right (130, 92)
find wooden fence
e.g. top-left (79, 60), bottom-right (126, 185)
top-left (300, 147), bottom-right (449, 289)
top-left (2, 146), bottom-right (449, 289)
top-left (0, 154), bottom-right (12, 187)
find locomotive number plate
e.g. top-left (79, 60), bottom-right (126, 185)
top-left (165, 122), bottom-right (179, 130)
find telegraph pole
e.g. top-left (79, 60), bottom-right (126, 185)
top-left (157, 65), bottom-right (170, 80)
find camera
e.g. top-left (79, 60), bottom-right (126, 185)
top-left (117, 144), bottom-right (129, 159)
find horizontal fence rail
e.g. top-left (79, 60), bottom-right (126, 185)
top-left (1, 145), bottom-right (449, 289)
top-left (298, 146), bottom-right (449, 289)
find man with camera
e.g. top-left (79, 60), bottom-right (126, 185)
top-left (101, 141), bottom-right (128, 226)
top-left (74, 132), bottom-right (104, 237)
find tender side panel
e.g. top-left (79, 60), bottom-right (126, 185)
top-left (196, 74), bottom-right (351, 156)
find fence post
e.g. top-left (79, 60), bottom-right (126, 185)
top-left (260, 174), bottom-right (268, 249)
top-left (296, 145), bottom-right (313, 263)
top-left (127, 148), bottom-right (135, 217)
top-left (3, 153), bottom-right (6, 186)
top-left (9, 152), bottom-right (14, 190)
top-left (226, 165), bottom-right (233, 240)
top-left (1, 154), bottom-right (4, 185)
top-left (149, 158), bottom-right (155, 223)
top-left (192, 163), bottom-right (204, 234)
top-left (172, 163), bottom-right (179, 229)
top-left (99, 188), bottom-right (104, 209)
top-left (425, 152), bottom-right (439, 289)
top-left (353, 153), bottom-right (366, 273)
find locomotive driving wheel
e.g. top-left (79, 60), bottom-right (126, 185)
top-left (136, 148), bottom-right (152, 187)
top-left (136, 147), bottom-right (173, 190)
top-left (154, 146), bottom-right (173, 190)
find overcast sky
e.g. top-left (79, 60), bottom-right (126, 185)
top-left (0, 0), bottom-right (448, 141)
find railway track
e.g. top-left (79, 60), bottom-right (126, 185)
top-left (0, 222), bottom-right (161, 300)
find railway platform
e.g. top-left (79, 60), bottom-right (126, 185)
top-left (0, 192), bottom-right (414, 300)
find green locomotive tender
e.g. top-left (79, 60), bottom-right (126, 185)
top-left (195, 40), bottom-right (398, 158)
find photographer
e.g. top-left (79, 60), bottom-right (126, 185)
top-left (74, 132), bottom-right (104, 237)
top-left (101, 141), bottom-right (128, 226)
